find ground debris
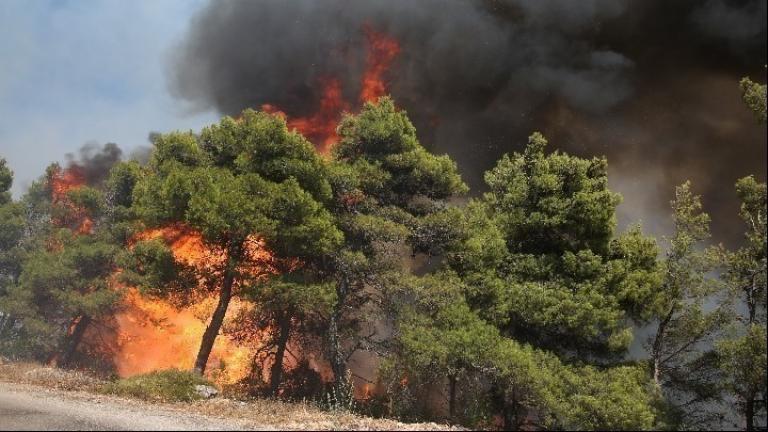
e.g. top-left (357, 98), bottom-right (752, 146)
top-left (0, 361), bottom-right (462, 431)
top-left (195, 384), bottom-right (219, 399)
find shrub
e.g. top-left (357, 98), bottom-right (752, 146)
top-left (103, 369), bottom-right (214, 402)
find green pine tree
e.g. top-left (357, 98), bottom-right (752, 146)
top-left (127, 110), bottom-right (342, 375)
top-left (718, 176), bottom-right (767, 431)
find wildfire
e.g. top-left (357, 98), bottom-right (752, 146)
top-left (262, 25), bottom-right (400, 152)
top-left (360, 25), bottom-right (400, 104)
top-left (114, 225), bottom-right (276, 384)
top-left (46, 28), bottom-right (400, 394)
top-left (113, 288), bottom-right (256, 384)
top-left (262, 78), bottom-right (349, 154)
top-left (50, 165), bottom-right (85, 202)
top-left (49, 165), bottom-right (93, 234)
top-left (46, 182), bottom-right (327, 389)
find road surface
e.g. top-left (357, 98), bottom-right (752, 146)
top-left (0, 382), bottom-right (251, 431)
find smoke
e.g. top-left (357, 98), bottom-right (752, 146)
top-left (63, 142), bottom-right (123, 186)
top-left (170, 0), bottom-right (766, 245)
top-left (692, 0), bottom-right (767, 42)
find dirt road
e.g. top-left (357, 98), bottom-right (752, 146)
top-left (0, 382), bottom-right (252, 431)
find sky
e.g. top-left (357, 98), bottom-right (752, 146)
top-left (164, 0), bottom-right (767, 245)
top-left (0, 0), bottom-right (764, 247)
top-left (0, 0), bottom-right (219, 196)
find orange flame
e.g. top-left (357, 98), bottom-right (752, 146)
top-left (49, 166), bottom-right (93, 234)
top-left (114, 225), bottom-right (274, 384)
top-left (113, 288), bottom-right (256, 384)
top-left (360, 25), bottom-right (400, 104)
top-left (50, 166), bottom-right (85, 202)
top-left (262, 26), bottom-right (400, 152)
top-left (362, 383), bottom-right (373, 400)
top-left (263, 78), bottom-right (349, 154)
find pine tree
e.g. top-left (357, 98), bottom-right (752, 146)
top-left (323, 96), bottom-right (467, 397)
top-left (0, 158), bottom-right (26, 349)
top-left (648, 182), bottom-right (730, 428)
top-left (718, 176), bottom-right (767, 431)
top-left (457, 132), bottom-right (661, 358)
top-left (387, 132), bottom-right (663, 428)
top-left (0, 162), bottom-right (123, 365)
top-left (740, 77), bottom-right (767, 124)
top-left (128, 111), bottom-right (342, 375)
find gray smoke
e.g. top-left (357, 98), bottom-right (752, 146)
top-left (64, 142), bottom-right (123, 186)
top-left (170, 0), bottom-right (767, 245)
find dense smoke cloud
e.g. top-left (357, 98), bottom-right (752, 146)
top-left (171, 0), bottom-right (766, 244)
top-left (64, 142), bottom-right (122, 186)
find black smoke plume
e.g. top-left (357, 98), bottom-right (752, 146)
top-left (171, 0), bottom-right (767, 245)
top-left (64, 142), bottom-right (123, 186)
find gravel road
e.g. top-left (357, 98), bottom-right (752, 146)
top-left (0, 382), bottom-right (253, 431)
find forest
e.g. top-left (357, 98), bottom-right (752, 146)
top-left (0, 78), bottom-right (765, 430)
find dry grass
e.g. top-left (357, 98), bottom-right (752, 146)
top-left (0, 359), bottom-right (461, 430)
top-left (185, 396), bottom-right (463, 431)
top-left (0, 359), bottom-right (105, 392)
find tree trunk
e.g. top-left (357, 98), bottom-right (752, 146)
top-left (50, 314), bottom-right (91, 367)
top-left (651, 306), bottom-right (675, 387)
top-left (745, 393), bottom-right (755, 431)
top-left (747, 274), bottom-right (757, 325)
top-left (744, 274), bottom-right (757, 431)
top-left (269, 311), bottom-right (292, 397)
top-left (329, 276), bottom-right (349, 396)
top-left (194, 255), bottom-right (238, 374)
top-left (0, 313), bottom-right (13, 338)
top-left (490, 381), bottom-right (516, 431)
top-left (501, 401), bottom-right (516, 430)
top-left (448, 373), bottom-right (458, 420)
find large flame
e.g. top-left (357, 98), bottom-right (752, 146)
top-left (360, 25), bottom-right (400, 104)
top-left (263, 78), bottom-right (349, 154)
top-left (49, 170), bottom-right (330, 387)
top-left (50, 165), bottom-right (85, 202)
top-left (114, 225), bottom-right (273, 384)
top-left (49, 166), bottom-right (93, 234)
top-left (262, 26), bottom-right (400, 152)
top-left (114, 288), bottom-right (257, 384)
top-left (49, 28), bottom-right (398, 392)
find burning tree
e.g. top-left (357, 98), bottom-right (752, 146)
top-left (127, 111), bottom-right (342, 376)
top-left (0, 158), bottom-right (126, 365)
top-left (230, 275), bottom-right (335, 397)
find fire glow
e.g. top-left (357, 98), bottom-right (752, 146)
top-left (263, 25), bottom-right (400, 153)
top-left (48, 25), bottom-right (401, 391)
top-left (113, 288), bottom-right (256, 384)
top-left (47, 135), bottom-right (336, 388)
top-left (49, 166), bottom-right (93, 235)
top-left (113, 226), bottom-right (273, 384)
top-left (262, 78), bottom-right (349, 154)
top-left (113, 225), bottom-right (330, 386)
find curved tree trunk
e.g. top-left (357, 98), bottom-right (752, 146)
top-left (194, 254), bottom-right (238, 375)
top-left (269, 311), bottom-right (292, 397)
